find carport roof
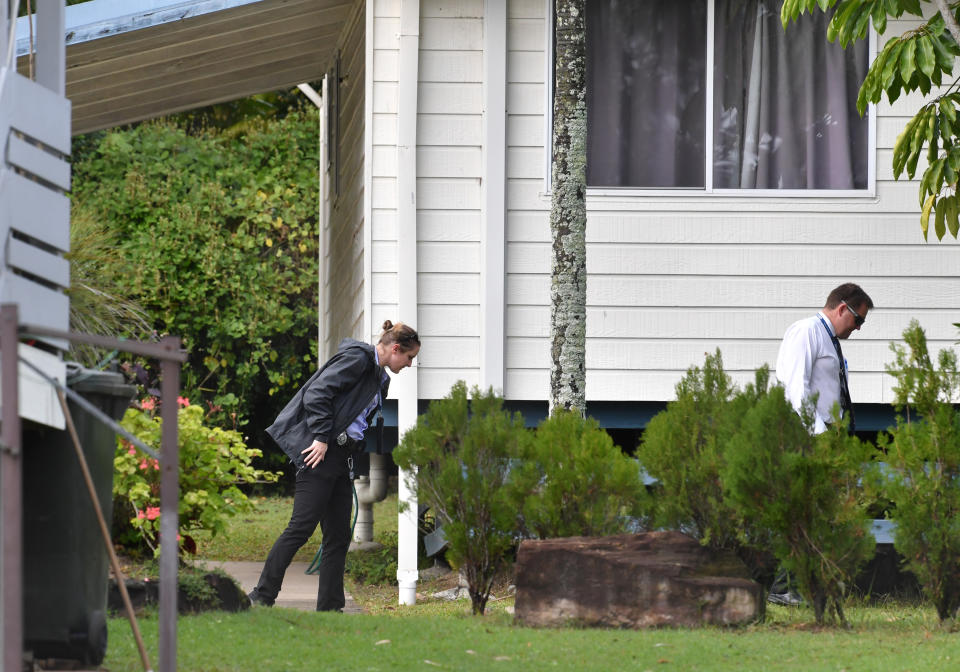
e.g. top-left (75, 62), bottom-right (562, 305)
top-left (14, 0), bottom-right (352, 135)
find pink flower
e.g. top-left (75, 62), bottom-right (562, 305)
top-left (177, 396), bottom-right (190, 408)
top-left (136, 510), bottom-right (146, 519)
top-left (127, 446), bottom-right (136, 456)
top-left (141, 398), bottom-right (156, 411)
top-left (152, 459), bottom-right (160, 471)
top-left (146, 507), bottom-right (160, 520)
top-left (138, 459), bottom-right (149, 471)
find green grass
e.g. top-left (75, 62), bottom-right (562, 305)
top-left (106, 493), bottom-right (960, 671)
top-left (105, 602), bottom-right (960, 671)
top-left (193, 493), bottom-right (400, 564)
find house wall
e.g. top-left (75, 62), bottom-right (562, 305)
top-left (370, 1), bottom-right (960, 407)
top-left (503, 4), bottom-right (960, 406)
top-left (326, 0), bottom-right (368, 353)
top-left (371, 0), bottom-right (484, 397)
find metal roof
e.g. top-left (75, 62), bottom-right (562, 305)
top-left (14, 0), bottom-right (353, 135)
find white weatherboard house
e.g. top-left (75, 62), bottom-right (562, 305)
top-left (11, 0), bottom-right (959, 602)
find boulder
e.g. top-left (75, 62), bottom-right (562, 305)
top-left (514, 531), bottom-right (762, 628)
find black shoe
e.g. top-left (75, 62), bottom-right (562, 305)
top-left (247, 589), bottom-right (274, 607)
top-left (767, 591), bottom-right (804, 607)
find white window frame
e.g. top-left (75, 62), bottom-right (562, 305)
top-left (544, 0), bottom-right (877, 200)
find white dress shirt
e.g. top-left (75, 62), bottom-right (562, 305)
top-left (775, 312), bottom-right (846, 434)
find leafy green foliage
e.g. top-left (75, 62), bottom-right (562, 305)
top-left (638, 351), bottom-right (777, 587)
top-left (71, 108), bottom-right (320, 432)
top-left (723, 388), bottom-right (876, 626)
top-left (870, 321), bottom-right (960, 621)
top-left (112, 397), bottom-right (280, 558)
top-left (393, 382), bottom-right (528, 615)
top-left (65, 209), bottom-right (154, 368)
top-left (782, 1), bottom-right (960, 240)
top-left (515, 410), bottom-right (650, 539)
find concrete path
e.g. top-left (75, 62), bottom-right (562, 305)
top-left (202, 560), bottom-right (363, 613)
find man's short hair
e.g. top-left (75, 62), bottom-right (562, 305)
top-left (825, 283), bottom-right (874, 311)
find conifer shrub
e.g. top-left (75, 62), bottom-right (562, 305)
top-left (723, 388), bottom-right (875, 626)
top-left (393, 382), bottom-right (528, 615)
top-left (638, 351), bottom-right (777, 587)
top-left (515, 409), bottom-right (650, 539)
top-left (870, 320), bottom-right (960, 621)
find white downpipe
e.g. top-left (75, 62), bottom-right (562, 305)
top-left (395, 0), bottom-right (420, 606)
top-left (298, 79), bottom-right (330, 361)
top-left (353, 452), bottom-right (389, 542)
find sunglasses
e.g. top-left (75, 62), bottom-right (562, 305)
top-left (842, 300), bottom-right (865, 327)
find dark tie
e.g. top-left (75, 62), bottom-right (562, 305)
top-left (825, 327), bottom-right (855, 434)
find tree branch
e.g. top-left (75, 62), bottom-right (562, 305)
top-left (935, 0), bottom-right (960, 47)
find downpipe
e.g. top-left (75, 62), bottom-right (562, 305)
top-left (353, 452), bottom-right (389, 542)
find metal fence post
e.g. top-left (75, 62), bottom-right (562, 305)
top-left (1, 304), bottom-right (23, 672)
top-left (159, 337), bottom-right (181, 672)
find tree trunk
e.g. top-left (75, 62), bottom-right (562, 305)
top-left (550, 0), bottom-right (587, 415)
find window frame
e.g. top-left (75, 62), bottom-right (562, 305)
top-left (544, 0), bottom-right (877, 199)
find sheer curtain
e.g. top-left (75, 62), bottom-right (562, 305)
top-left (712, 0), bottom-right (868, 189)
top-left (586, 0), bottom-right (707, 188)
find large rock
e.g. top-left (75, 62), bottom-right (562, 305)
top-left (514, 531), bottom-right (762, 628)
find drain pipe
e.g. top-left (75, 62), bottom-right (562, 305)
top-left (352, 453), bottom-right (389, 542)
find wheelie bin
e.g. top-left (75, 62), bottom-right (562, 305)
top-left (22, 364), bottom-right (134, 666)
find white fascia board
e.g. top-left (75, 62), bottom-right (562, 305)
top-left (15, 0), bottom-right (264, 56)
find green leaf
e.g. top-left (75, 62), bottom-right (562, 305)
top-left (935, 199), bottom-right (947, 240)
top-left (882, 40), bottom-right (906, 89)
top-left (921, 194), bottom-right (935, 240)
top-left (900, 38), bottom-right (917, 85)
top-left (917, 36), bottom-right (937, 79)
top-left (930, 32), bottom-right (957, 73)
top-left (871, 1), bottom-right (887, 35)
top-left (947, 196), bottom-right (960, 238)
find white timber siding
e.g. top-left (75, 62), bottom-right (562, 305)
top-left (501, 4), bottom-right (960, 405)
top-left (371, 0), bottom-right (484, 398)
top-left (368, 2), bottom-right (960, 406)
top-left (327, 0), bottom-right (368, 352)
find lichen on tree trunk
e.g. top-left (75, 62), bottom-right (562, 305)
top-left (549, 0), bottom-right (587, 416)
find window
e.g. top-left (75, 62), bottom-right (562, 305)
top-left (584, 0), bottom-right (870, 191)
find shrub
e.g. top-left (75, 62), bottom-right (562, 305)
top-left (516, 409), bottom-right (650, 539)
top-left (113, 396), bottom-right (280, 557)
top-left (71, 109), bottom-right (320, 439)
top-left (638, 351), bottom-right (777, 586)
top-left (723, 388), bottom-right (875, 626)
top-left (870, 320), bottom-right (960, 621)
top-left (393, 382), bottom-right (528, 615)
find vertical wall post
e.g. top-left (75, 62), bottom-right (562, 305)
top-left (35, 1), bottom-right (65, 96)
top-left (158, 337), bottom-right (181, 672)
top-left (481, 0), bottom-right (506, 393)
top-left (0, 304), bottom-right (22, 672)
top-left (395, 0), bottom-right (420, 606)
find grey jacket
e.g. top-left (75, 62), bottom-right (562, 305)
top-left (266, 338), bottom-right (389, 469)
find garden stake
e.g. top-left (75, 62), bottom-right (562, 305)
top-left (56, 390), bottom-right (154, 672)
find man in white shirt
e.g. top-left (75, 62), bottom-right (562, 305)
top-left (776, 283), bottom-right (873, 435)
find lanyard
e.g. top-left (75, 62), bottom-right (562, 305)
top-left (815, 314), bottom-right (855, 433)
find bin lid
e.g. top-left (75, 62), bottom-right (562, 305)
top-left (66, 362), bottom-right (137, 398)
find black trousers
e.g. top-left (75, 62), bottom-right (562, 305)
top-left (253, 444), bottom-right (354, 611)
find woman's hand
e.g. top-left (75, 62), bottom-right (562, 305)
top-left (301, 440), bottom-right (328, 468)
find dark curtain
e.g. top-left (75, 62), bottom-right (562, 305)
top-left (586, 0), bottom-right (707, 188)
top-left (713, 0), bottom-right (869, 189)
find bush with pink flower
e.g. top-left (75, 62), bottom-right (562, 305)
top-left (113, 396), bottom-right (280, 557)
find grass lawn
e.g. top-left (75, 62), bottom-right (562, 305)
top-left (104, 493), bottom-right (960, 671)
top-left (105, 602), bottom-right (959, 671)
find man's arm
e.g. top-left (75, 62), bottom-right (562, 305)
top-left (776, 321), bottom-right (826, 432)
